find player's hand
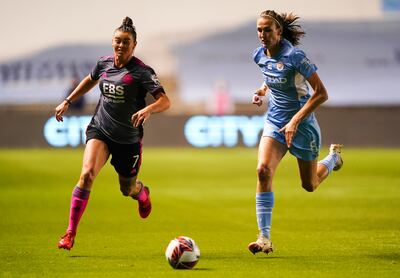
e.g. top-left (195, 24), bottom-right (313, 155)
top-left (252, 86), bottom-right (268, 106)
top-left (131, 109), bottom-right (151, 127)
top-left (279, 119), bottom-right (299, 148)
top-left (252, 94), bottom-right (263, 106)
top-left (54, 101), bottom-right (69, 122)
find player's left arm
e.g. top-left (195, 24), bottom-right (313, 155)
top-left (279, 72), bottom-right (328, 147)
top-left (131, 91), bottom-right (170, 127)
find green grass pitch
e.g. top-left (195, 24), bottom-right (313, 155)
top-left (0, 147), bottom-right (399, 277)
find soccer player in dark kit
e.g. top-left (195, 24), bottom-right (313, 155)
top-left (54, 17), bottom-right (170, 250)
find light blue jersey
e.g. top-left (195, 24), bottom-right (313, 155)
top-left (254, 39), bottom-right (321, 161)
top-left (253, 39), bottom-right (317, 127)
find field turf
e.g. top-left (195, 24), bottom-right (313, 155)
top-left (0, 148), bottom-right (399, 277)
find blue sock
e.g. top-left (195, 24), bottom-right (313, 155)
top-left (318, 153), bottom-right (338, 174)
top-left (256, 192), bottom-right (274, 239)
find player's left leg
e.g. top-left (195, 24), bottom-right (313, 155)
top-left (297, 159), bottom-right (327, 192)
top-left (119, 176), bottom-right (151, 218)
top-left (297, 144), bottom-right (343, 192)
top-left (289, 117), bottom-right (343, 192)
top-left (110, 140), bottom-right (151, 218)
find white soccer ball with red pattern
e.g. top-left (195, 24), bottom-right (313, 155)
top-left (165, 236), bottom-right (200, 269)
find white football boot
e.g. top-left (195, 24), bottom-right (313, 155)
top-left (248, 234), bottom-right (273, 255)
top-left (329, 144), bottom-right (343, 171)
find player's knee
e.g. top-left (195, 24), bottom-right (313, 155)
top-left (301, 182), bottom-right (316, 192)
top-left (120, 186), bottom-right (132, 196)
top-left (79, 169), bottom-right (95, 187)
top-left (119, 176), bottom-right (136, 197)
top-left (119, 182), bottom-right (137, 197)
top-left (257, 164), bottom-right (273, 183)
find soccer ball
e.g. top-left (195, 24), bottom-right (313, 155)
top-left (165, 236), bottom-right (200, 269)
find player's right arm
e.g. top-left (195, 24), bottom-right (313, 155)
top-left (252, 84), bottom-right (268, 106)
top-left (54, 75), bottom-right (98, 122)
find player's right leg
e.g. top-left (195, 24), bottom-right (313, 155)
top-left (248, 136), bottom-right (287, 255)
top-left (248, 234), bottom-right (274, 255)
top-left (58, 138), bottom-right (109, 250)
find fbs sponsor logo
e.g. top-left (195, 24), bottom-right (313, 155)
top-left (102, 82), bottom-right (125, 103)
top-left (103, 82), bottom-right (124, 96)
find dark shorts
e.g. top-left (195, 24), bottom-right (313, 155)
top-left (86, 127), bottom-right (142, 178)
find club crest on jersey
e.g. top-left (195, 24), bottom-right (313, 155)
top-left (276, 62), bottom-right (284, 71)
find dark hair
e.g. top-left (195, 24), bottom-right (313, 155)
top-left (115, 16), bottom-right (137, 41)
top-left (260, 10), bottom-right (305, 46)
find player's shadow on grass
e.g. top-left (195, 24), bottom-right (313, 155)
top-left (67, 255), bottom-right (118, 259)
top-left (188, 268), bottom-right (213, 271)
top-left (368, 253), bottom-right (400, 261)
top-left (170, 268), bottom-right (213, 271)
top-left (66, 255), bottom-right (215, 270)
top-left (255, 256), bottom-right (286, 260)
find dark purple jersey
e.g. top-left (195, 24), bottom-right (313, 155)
top-left (88, 56), bottom-right (165, 144)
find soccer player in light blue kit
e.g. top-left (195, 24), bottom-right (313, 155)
top-left (248, 10), bottom-right (343, 255)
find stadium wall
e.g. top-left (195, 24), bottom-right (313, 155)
top-left (0, 106), bottom-right (398, 148)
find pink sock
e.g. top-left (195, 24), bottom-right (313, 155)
top-left (136, 183), bottom-right (147, 202)
top-left (67, 186), bottom-right (90, 234)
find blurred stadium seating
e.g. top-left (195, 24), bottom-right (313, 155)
top-left (0, 14), bottom-right (399, 148)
